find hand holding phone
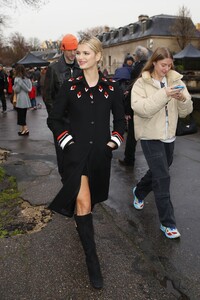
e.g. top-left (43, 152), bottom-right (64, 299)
top-left (173, 85), bottom-right (184, 90)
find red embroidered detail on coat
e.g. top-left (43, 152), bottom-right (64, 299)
top-left (70, 85), bottom-right (76, 90)
top-left (85, 87), bottom-right (89, 92)
top-left (77, 91), bottom-right (82, 98)
top-left (109, 78), bottom-right (116, 82)
top-left (102, 77), bottom-right (107, 82)
top-left (104, 91), bottom-right (109, 98)
top-left (112, 131), bottom-right (124, 142)
top-left (98, 85), bottom-right (103, 92)
top-left (90, 93), bottom-right (93, 99)
top-left (68, 78), bottom-right (74, 82)
top-left (109, 85), bottom-right (114, 91)
top-left (76, 76), bottom-right (83, 80)
top-left (57, 130), bottom-right (68, 141)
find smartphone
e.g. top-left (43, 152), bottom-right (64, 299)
top-left (173, 85), bottom-right (184, 89)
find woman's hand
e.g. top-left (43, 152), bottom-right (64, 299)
top-left (107, 141), bottom-right (116, 149)
top-left (173, 92), bottom-right (186, 102)
top-left (125, 115), bottom-right (132, 121)
top-left (165, 87), bottom-right (186, 101)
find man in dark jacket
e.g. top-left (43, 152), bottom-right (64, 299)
top-left (118, 46), bottom-right (149, 167)
top-left (44, 34), bottom-right (81, 178)
top-left (44, 34), bottom-right (81, 115)
top-left (0, 64), bottom-right (8, 113)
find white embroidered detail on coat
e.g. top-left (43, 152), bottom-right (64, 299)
top-left (70, 85), bottom-right (76, 90)
top-left (85, 87), bottom-right (89, 92)
top-left (104, 91), bottom-right (109, 98)
top-left (90, 93), bottom-right (93, 99)
top-left (102, 77), bottom-right (107, 82)
top-left (109, 85), bottom-right (114, 91)
top-left (68, 78), bottom-right (74, 82)
top-left (77, 91), bottom-right (82, 98)
top-left (98, 85), bottom-right (103, 92)
top-left (76, 76), bottom-right (83, 81)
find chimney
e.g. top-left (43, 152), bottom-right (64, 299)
top-left (104, 26), bottom-right (110, 32)
top-left (138, 15), bottom-right (149, 22)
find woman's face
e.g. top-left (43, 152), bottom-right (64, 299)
top-left (76, 43), bottom-right (101, 70)
top-left (153, 58), bottom-right (173, 78)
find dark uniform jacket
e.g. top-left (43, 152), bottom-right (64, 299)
top-left (47, 72), bottom-right (125, 216)
top-left (43, 54), bottom-right (81, 115)
top-left (0, 70), bottom-right (8, 93)
top-left (125, 59), bottom-right (148, 117)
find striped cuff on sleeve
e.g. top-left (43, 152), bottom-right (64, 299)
top-left (57, 131), bottom-right (74, 149)
top-left (111, 131), bottom-right (124, 148)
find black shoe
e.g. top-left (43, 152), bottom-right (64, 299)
top-left (118, 159), bottom-right (134, 167)
top-left (18, 130), bottom-right (29, 136)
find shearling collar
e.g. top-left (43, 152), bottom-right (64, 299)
top-left (142, 70), bottom-right (183, 86)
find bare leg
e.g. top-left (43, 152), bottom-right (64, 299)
top-left (76, 175), bottom-right (91, 216)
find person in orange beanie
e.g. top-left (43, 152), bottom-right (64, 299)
top-left (44, 34), bottom-right (81, 179)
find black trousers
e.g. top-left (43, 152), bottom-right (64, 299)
top-left (17, 108), bottom-right (28, 126)
top-left (124, 117), bottom-right (137, 164)
top-left (0, 92), bottom-right (7, 111)
top-left (54, 134), bottom-right (64, 179)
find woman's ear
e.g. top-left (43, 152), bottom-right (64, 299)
top-left (96, 52), bottom-right (102, 63)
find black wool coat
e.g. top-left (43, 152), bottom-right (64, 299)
top-left (47, 72), bottom-right (125, 216)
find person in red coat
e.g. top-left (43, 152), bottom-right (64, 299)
top-left (47, 35), bottom-right (125, 289)
top-left (7, 69), bottom-right (15, 107)
top-left (29, 76), bottom-right (37, 109)
top-left (7, 69), bottom-right (14, 95)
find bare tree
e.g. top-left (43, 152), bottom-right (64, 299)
top-left (0, 0), bottom-right (47, 9)
top-left (0, 0), bottom-right (48, 30)
top-left (0, 14), bottom-right (6, 26)
top-left (0, 0), bottom-right (48, 63)
top-left (9, 32), bottom-right (31, 63)
top-left (171, 5), bottom-right (197, 49)
top-left (28, 37), bottom-right (41, 50)
top-left (77, 26), bottom-right (111, 39)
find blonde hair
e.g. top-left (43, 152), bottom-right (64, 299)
top-left (79, 35), bottom-right (103, 61)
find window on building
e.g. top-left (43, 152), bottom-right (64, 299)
top-left (109, 56), bottom-right (111, 67)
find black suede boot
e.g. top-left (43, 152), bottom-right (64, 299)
top-left (74, 213), bottom-right (103, 289)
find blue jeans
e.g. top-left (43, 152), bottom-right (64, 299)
top-left (135, 140), bottom-right (176, 227)
top-left (31, 98), bottom-right (37, 107)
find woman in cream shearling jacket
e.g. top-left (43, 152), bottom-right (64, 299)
top-left (131, 68), bottom-right (192, 141)
top-left (131, 47), bottom-right (193, 239)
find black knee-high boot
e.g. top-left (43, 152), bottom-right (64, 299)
top-left (74, 213), bottom-right (103, 289)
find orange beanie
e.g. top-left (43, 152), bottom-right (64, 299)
top-left (60, 34), bottom-right (78, 50)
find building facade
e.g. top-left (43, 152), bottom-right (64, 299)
top-left (97, 14), bottom-right (200, 74)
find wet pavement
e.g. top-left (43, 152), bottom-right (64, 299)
top-left (0, 97), bottom-right (200, 300)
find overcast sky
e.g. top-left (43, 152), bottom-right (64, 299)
top-left (3, 0), bottom-right (199, 42)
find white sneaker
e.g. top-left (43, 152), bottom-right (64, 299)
top-left (133, 187), bottom-right (144, 210)
top-left (160, 224), bottom-right (181, 239)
